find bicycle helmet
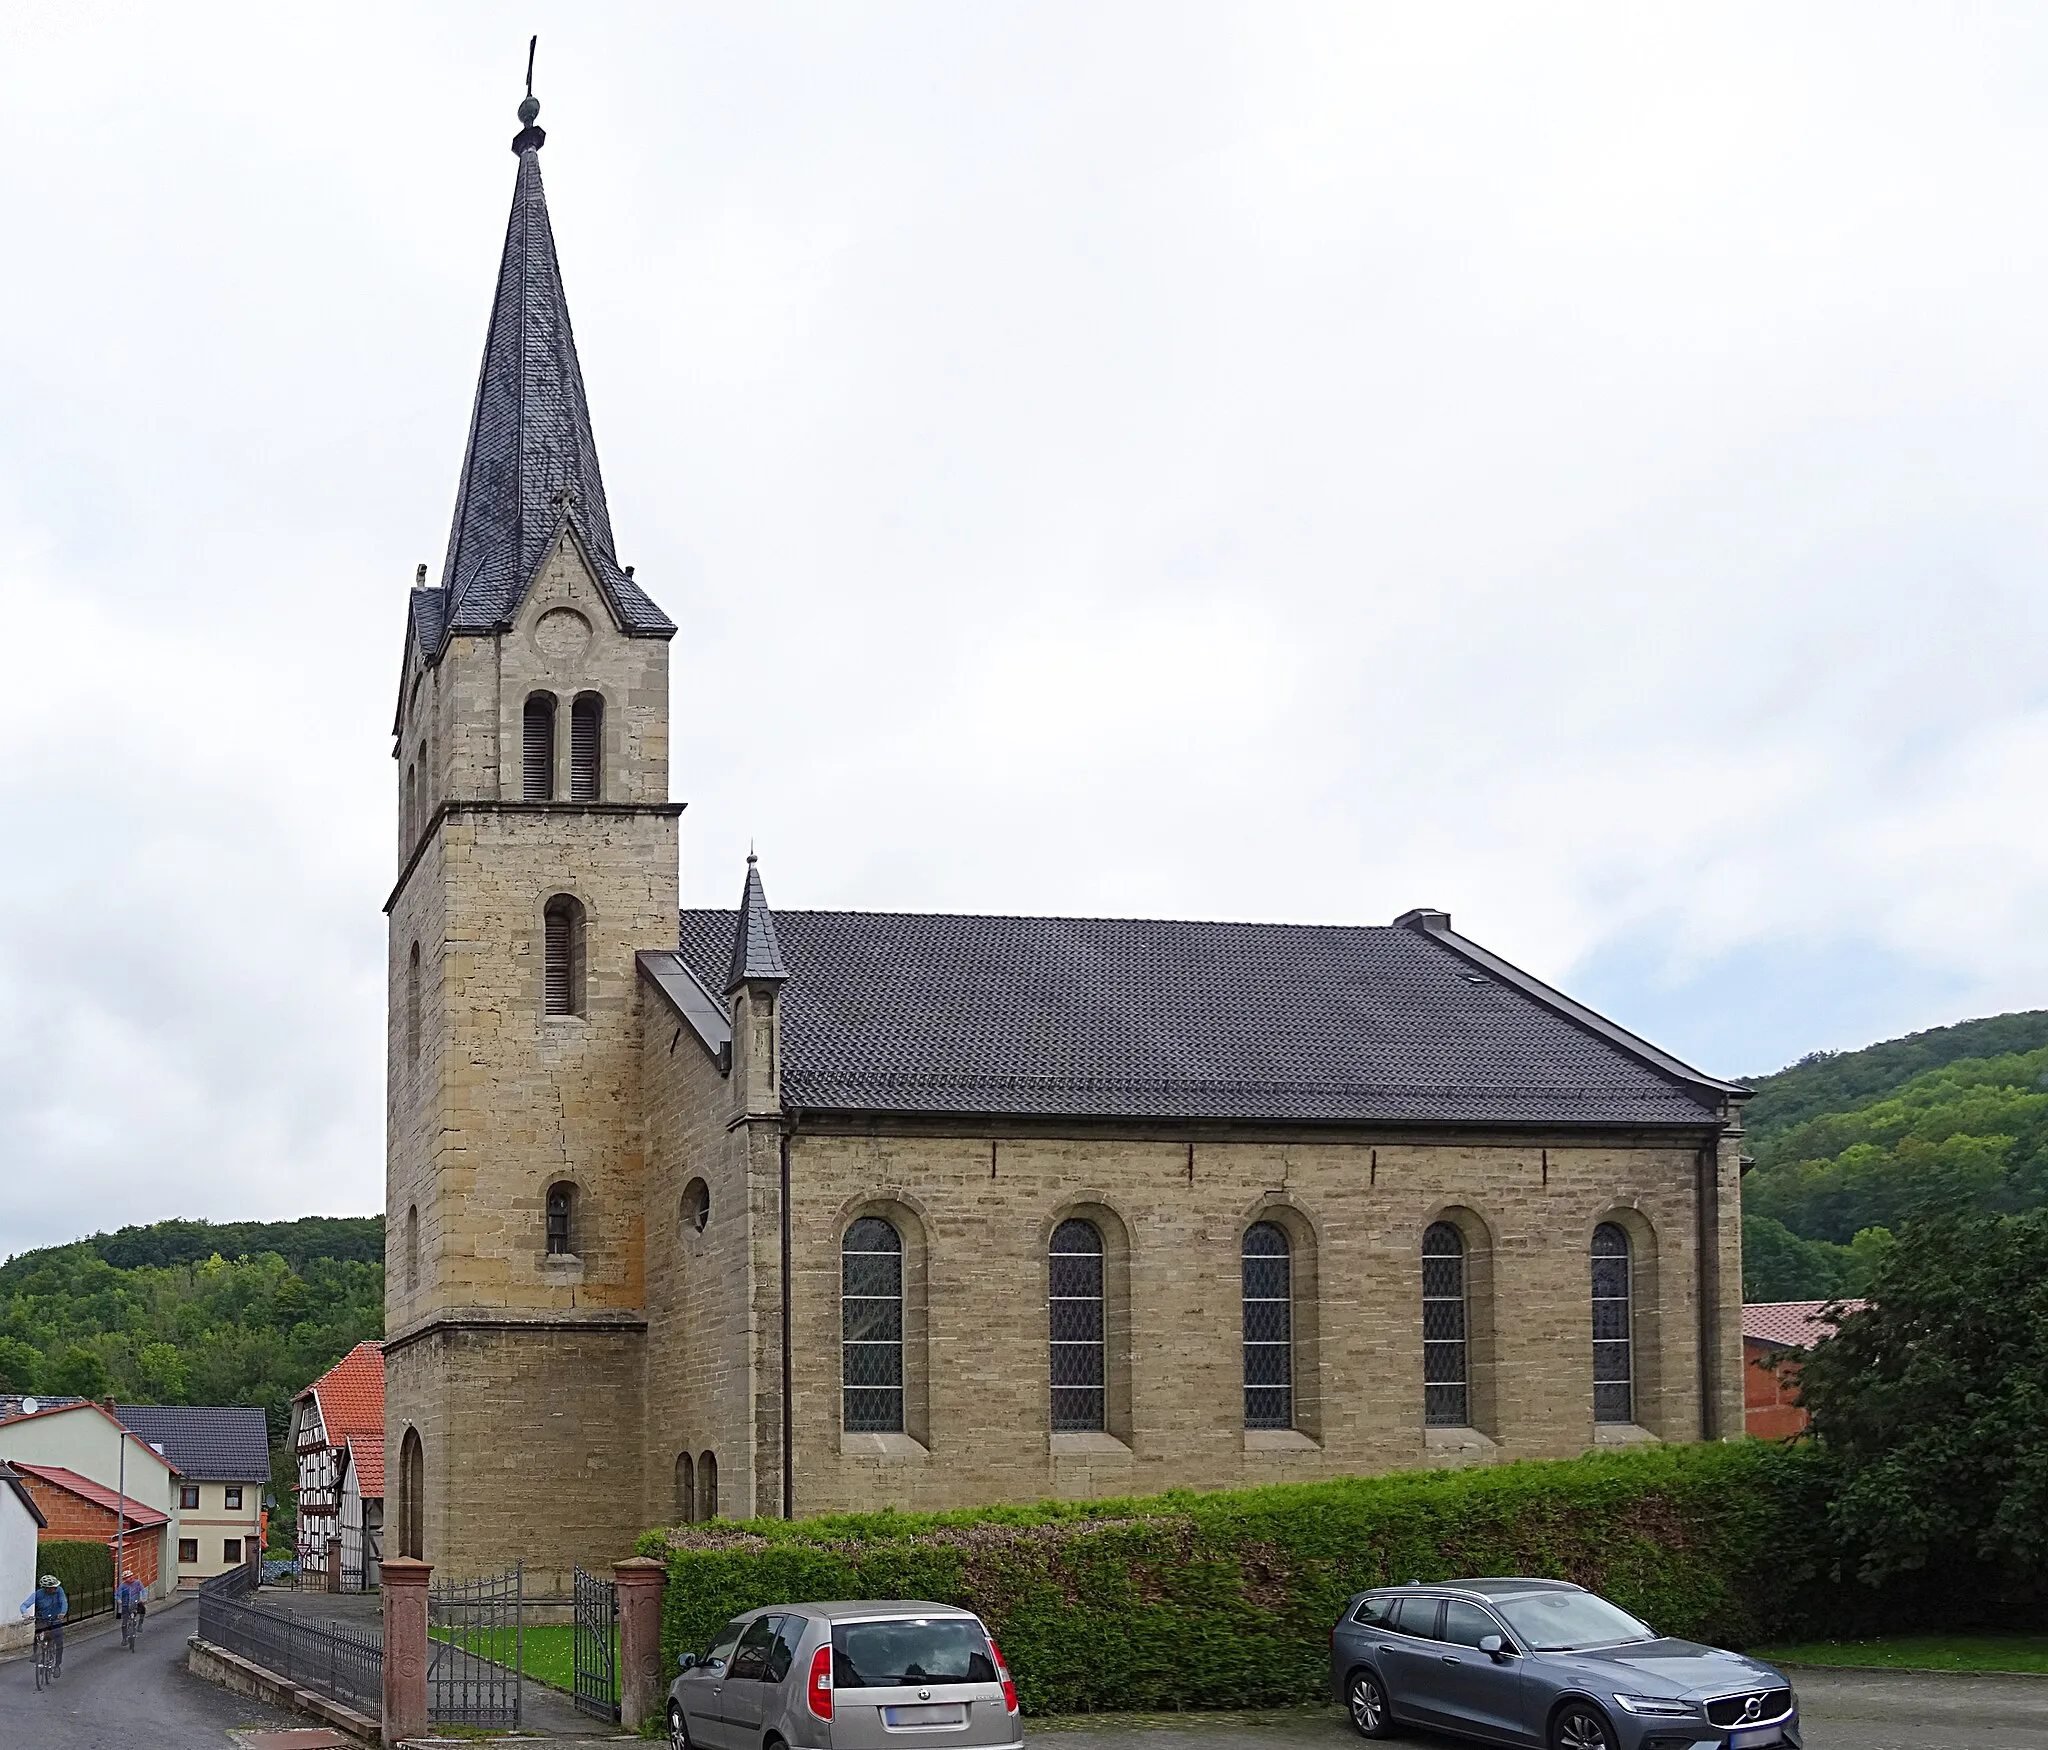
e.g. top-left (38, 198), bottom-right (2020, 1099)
top-left (38, 1575), bottom-right (57, 1587)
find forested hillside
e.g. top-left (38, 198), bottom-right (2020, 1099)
top-left (0, 1215), bottom-right (384, 1541)
top-left (1740, 1010), bottom-right (2048, 1299)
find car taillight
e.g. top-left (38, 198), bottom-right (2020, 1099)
top-left (808, 1645), bottom-right (833, 1719)
top-left (989, 1637), bottom-right (1018, 1715)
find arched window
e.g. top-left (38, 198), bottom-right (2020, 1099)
top-left (1242, 1222), bottom-right (1292, 1429)
top-left (841, 1217), bottom-right (904, 1433)
top-left (522, 692), bottom-right (556, 800)
top-left (405, 1204), bottom-right (420, 1292)
top-left (1592, 1222), bottom-right (1633, 1424)
top-left (673, 1452), bottom-right (696, 1525)
top-left (546, 1182), bottom-right (575, 1256)
top-left (1049, 1218), bottom-right (1105, 1431)
top-left (699, 1450), bottom-right (718, 1520)
top-left (570, 692), bottom-right (604, 801)
top-left (681, 1178), bottom-right (710, 1235)
top-left (405, 762), bottom-right (418, 840)
top-left (397, 1428), bottom-right (424, 1559)
top-left (406, 942), bottom-right (422, 1068)
top-left (1423, 1221), bottom-right (1469, 1427)
top-left (543, 895), bottom-right (585, 1016)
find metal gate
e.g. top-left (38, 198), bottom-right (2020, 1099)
top-left (573, 1565), bottom-right (620, 1721)
top-left (428, 1564), bottom-right (523, 1727)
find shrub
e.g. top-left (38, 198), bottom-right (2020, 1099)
top-left (638, 1442), bottom-right (1839, 1714)
top-left (37, 1539), bottom-right (114, 1619)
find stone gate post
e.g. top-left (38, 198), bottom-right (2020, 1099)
top-left (614, 1556), bottom-right (669, 1730)
top-left (381, 1556), bottom-right (432, 1746)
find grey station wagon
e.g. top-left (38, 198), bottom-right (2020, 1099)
top-left (1331, 1578), bottom-right (1800, 1750)
top-left (669, 1600), bottom-right (1023, 1750)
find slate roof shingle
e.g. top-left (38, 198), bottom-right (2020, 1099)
top-left (672, 908), bottom-right (1734, 1127)
top-left (115, 1404), bottom-right (272, 1483)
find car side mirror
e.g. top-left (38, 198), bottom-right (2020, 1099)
top-left (1478, 1635), bottom-right (1512, 1662)
top-left (678, 1653), bottom-right (699, 1672)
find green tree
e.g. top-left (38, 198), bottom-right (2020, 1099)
top-left (136, 1340), bottom-right (189, 1401)
top-left (0, 1336), bottom-right (41, 1392)
top-left (1797, 1204), bottom-right (2048, 1585)
top-left (46, 1343), bottom-right (111, 1398)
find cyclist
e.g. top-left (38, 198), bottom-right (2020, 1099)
top-left (18, 1573), bottom-right (67, 1676)
top-left (115, 1571), bottom-right (146, 1645)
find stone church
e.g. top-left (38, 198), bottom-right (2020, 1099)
top-left (383, 91), bottom-right (1751, 1588)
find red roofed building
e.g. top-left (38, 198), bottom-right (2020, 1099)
top-left (340, 1432), bottom-right (385, 1590)
top-left (287, 1343), bottom-right (384, 1588)
top-left (1744, 1299), bottom-right (1863, 1437)
top-left (10, 1462), bottom-right (170, 1589)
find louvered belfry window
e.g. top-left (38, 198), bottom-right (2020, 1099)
top-left (1049, 1219), bottom-right (1106, 1431)
top-left (543, 895), bottom-right (584, 1016)
top-left (1592, 1223), bottom-right (1634, 1423)
top-left (841, 1217), bottom-right (905, 1433)
top-left (1242, 1222), bottom-right (1293, 1429)
top-left (1423, 1221), bottom-right (1469, 1427)
top-left (569, 693), bottom-right (603, 801)
top-left (523, 693), bottom-right (556, 800)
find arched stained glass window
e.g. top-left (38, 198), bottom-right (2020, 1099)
top-left (842, 1217), bottom-right (904, 1432)
top-left (1423, 1222), bottom-right (1469, 1427)
top-left (1049, 1219), bottom-right (1105, 1431)
top-left (1242, 1222), bottom-right (1293, 1429)
top-left (1592, 1222), bottom-right (1633, 1424)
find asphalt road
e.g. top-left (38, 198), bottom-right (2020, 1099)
top-left (0, 1591), bottom-right (300, 1749)
top-left (1032, 1669), bottom-right (2048, 1750)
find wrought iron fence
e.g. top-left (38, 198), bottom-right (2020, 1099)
top-left (573, 1565), bottom-right (620, 1722)
top-left (195, 1564), bottom-right (382, 1717)
top-left (428, 1564), bottom-right (522, 1728)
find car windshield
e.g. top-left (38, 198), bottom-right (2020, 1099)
top-left (1493, 1592), bottom-right (1654, 1651)
top-left (832, 1618), bottom-right (996, 1688)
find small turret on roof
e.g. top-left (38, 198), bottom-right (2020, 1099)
top-left (726, 852), bottom-right (790, 994)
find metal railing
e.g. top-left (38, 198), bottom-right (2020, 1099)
top-left (573, 1565), bottom-right (620, 1721)
top-left (428, 1564), bottom-right (522, 1727)
top-left (196, 1564), bottom-right (382, 1717)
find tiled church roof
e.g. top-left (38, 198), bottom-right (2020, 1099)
top-left (411, 101), bottom-right (672, 661)
top-left (672, 905), bottom-right (1739, 1127)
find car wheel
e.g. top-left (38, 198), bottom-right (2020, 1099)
top-left (1551, 1701), bottom-right (1617, 1750)
top-left (669, 1703), bottom-right (690, 1750)
top-left (1345, 1667), bottom-right (1394, 1739)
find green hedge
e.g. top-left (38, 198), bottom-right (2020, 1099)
top-left (637, 1442), bottom-right (1840, 1714)
top-left (37, 1539), bottom-right (114, 1621)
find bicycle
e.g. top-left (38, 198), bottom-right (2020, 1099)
top-left (32, 1624), bottom-right (59, 1690)
top-left (120, 1604), bottom-right (144, 1651)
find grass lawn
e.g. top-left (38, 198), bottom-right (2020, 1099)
top-left (1753, 1633), bottom-right (2048, 1674)
top-left (429, 1622), bottom-right (614, 1695)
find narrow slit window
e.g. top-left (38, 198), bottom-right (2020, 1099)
top-left (546, 1181), bottom-right (574, 1256)
top-left (406, 942), bottom-right (422, 1068)
top-left (1242, 1221), bottom-right (1293, 1429)
top-left (523, 693), bottom-right (556, 800)
top-left (543, 895), bottom-right (585, 1016)
top-left (700, 1450), bottom-right (718, 1520)
top-left (841, 1217), bottom-right (905, 1433)
top-left (569, 692), bottom-right (603, 801)
top-left (1423, 1221), bottom-right (1469, 1427)
top-left (1049, 1218), bottom-right (1105, 1431)
top-left (674, 1452), bottom-right (696, 1525)
top-left (1592, 1222), bottom-right (1634, 1424)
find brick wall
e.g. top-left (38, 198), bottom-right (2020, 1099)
top-left (17, 1478), bottom-right (162, 1587)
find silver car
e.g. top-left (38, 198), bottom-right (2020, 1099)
top-left (668, 1600), bottom-right (1024, 1750)
top-left (1330, 1578), bottom-right (1800, 1750)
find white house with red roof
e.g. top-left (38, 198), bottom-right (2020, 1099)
top-left (0, 1398), bottom-right (180, 1598)
top-left (288, 1342), bottom-right (384, 1587)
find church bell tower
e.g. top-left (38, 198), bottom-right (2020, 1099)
top-left (382, 69), bottom-right (679, 1586)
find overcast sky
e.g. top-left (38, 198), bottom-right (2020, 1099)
top-left (5, 4), bottom-right (2048, 1260)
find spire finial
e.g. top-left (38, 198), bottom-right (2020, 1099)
top-left (747, 841), bottom-right (758, 866)
top-left (512, 36), bottom-right (546, 154)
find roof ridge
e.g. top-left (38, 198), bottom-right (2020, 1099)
top-left (682, 904), bottom-right (1414, 932)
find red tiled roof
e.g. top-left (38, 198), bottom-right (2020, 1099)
top-left (1743, 1299), bottom-right (1865, 1349)
top-left (298, 1342), bottom-right (384, 1445)
top-left (10, 1463), bottom-right (171, 1528)
top-left (347, 1434), bottom-right (385, 1499)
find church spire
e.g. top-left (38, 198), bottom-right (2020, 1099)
top-left (428, 54), bottom-right (673, 652)
top-left (726, 852), bottom-right (790, 994)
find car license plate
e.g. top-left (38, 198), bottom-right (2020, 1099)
top-left (885, 1705), bottom-right (966, 1727)
top-left (1729, 1730), bottom-right (1783, 1749)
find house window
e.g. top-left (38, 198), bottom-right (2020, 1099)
top-left (223, 1538), bottom-right (243, 1565)
top-left (841, 1216), bottom-right (905, 1433)
top-left (1049, 1218), bottom-right (1106, 1431)
top-left (522, 692), bottom-right (556, 800)
top-left (674, 1451), bottom-right (696, 1524)
top-left (546, 1182), bottom-right (575, 1256)
top-left (178, 1539), bottom-right (198, 1565)
top-left (181, 1484), bottom-right (201, 1510)
top-left (1423, 1221), bottom-right (1470, 1427)
top-left (1242, 1221), bottom-right (1292, 1429)
top-left (699, 1450), bottom-right (718, 1520)
top-left (1592, 1222), bottom-right (1634, 1424)
top-left (570, 692), bottom-right (603, 800)
top-left (225, 1486), bottom-right (244, 1511)
top-left (543, 894), bottom-right (586, 1016)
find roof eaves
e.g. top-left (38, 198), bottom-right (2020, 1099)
top-left (638, 951), bottom-right (733, 1069)
top-left (1399, 913), bottom-right (1747, 1105)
